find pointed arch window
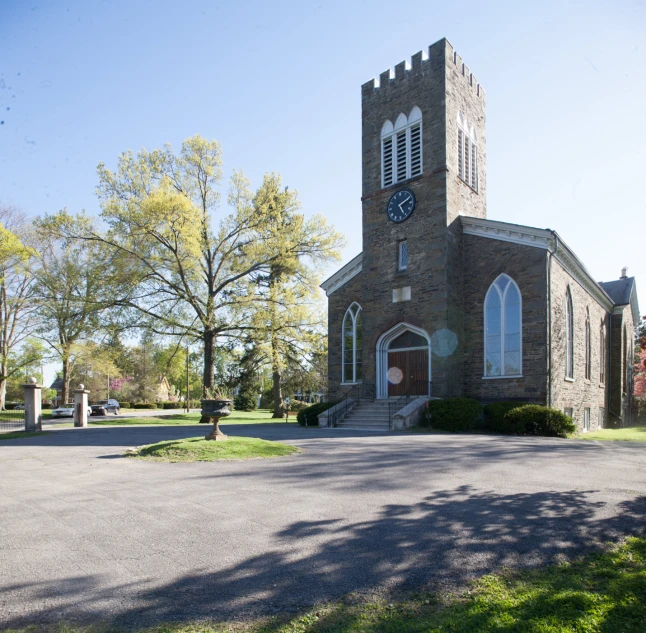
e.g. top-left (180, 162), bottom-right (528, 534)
top-left (599, 319), bottom-right (606, 384)
top-left (484, 274), bottom-right (522, 377)
top-left (457, 111), bottom-right (478, 191)
top-left (565, 288), bottom-right (574, 379)
top-left (585, 307), bottom-right (591, 380)
top-left (623, 325), bottom-right (628, 394)
top-left (381, 106), bottom-right (423, 188)
top-left (342, 303), bottom-right (363, 384)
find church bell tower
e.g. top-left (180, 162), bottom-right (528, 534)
top-left (358, 38), bottom-right (486, 399)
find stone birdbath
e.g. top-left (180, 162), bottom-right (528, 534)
top-left (201, 398), bottom-right (232, 441)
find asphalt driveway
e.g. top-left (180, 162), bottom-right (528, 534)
top-left (1, 424), bottom-right (645, 628)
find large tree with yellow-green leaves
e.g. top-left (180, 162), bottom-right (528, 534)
top-left (49, 136), bottom-right (344, 397)
top-left (244, 173), bottom-right (336, 417)
top-left (0, 205), bottom-right (40, 410)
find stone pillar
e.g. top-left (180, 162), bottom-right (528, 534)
top-left (73, 384), bottom-right (90, 428)
top-left (23, 377), bottom-right (42, 432)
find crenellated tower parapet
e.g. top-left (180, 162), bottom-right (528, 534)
top-left (360, 37), bottom-right (486, 224)
top-left (361, 39), bottom-right (485, 102)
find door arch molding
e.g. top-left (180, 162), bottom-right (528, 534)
top-left (375, 322), bottom-right (431, 399)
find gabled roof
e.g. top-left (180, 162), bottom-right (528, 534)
top-left (320, 253), bottom-right (363, 296)
top-left (461, 217), bottom-right (615, 311)
top-left (599, 277), bottom-right (634, 306)
top-left (50, 377), bottom-right (64, 390)
top-left (599, 277), bottom-right (640, 326)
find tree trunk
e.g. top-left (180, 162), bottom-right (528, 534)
top-left (62, 355), bottom-right (70, 405)
top-left (271, 328), bottom-right (284, 418)
top-left (0, 370), bottom-right (7, 410)
top-left (271, 369), bottom-right (284, 418)
top-left (200, 329), bottom-right (216, 423)
top-left (203, 329), bottom-right (215, 392)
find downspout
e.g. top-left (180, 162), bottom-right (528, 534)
top-left (608, 314), bottom-right (615, 424)
top-left (547, 234), bottom-right (556, 408)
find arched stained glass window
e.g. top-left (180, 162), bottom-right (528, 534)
top-left (484, 274), bottom-right (522, 377)
top-left (623, 325), bottom-right (628, 394)
top-left (565, 288), bottom-right (574, 379)
top-left (342, 303), bottom-right (363, 383)
top-left (599, 319), bottom-right (606, 384)
top-left (585, 307), bottom-right (591, 381)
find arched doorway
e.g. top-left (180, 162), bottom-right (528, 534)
top-left (376, 323), bottom-right (431, 399)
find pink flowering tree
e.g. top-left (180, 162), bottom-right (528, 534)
top-left (634, 348), bottom-right (646, 398)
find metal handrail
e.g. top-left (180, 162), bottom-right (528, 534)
top-left (327, 382), bottom-right (375, 427)
top-left (388, 381), bottom-right (432, 429)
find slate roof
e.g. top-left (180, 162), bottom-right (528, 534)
top-left (599, 277), bottom-right (635, 306)
top-left (50, 377), bottom-right (64, 391)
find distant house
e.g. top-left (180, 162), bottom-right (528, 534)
top-left (49, 377), bottom-right (64, 407)
top-left (293, 390), bottom-right (327, 404)
top-left (156, 375), bottom-right (172, 402)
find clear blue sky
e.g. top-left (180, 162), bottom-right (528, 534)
top-left (2, 1), bottom-right (644, 335)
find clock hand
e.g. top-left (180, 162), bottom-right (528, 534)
top-left (398, 195), bottom-right (412, 212)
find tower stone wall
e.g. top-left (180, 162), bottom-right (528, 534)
top-left (355, 38), bottom-right (486, 398)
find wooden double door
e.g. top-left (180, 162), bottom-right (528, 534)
top-left (387, 349), bottom-right (429, 397)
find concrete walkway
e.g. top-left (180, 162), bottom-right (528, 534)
top-left (1, 423), bottom-right (645, 628)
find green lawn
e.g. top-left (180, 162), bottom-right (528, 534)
top-left (579, 425), bottom-right (646, 443)
top-left (57, 409), bottom-right (297, 427)
top-left (5, 537), bottom-right (645, 632)
top-left (1, 411), bottom-right (53, 420)
top-left (129, 435), bottom-right (300, 462)
top-left (0, 430), bottom-right (50, 441)
top-left (0, 410), bottom-right (26, 421)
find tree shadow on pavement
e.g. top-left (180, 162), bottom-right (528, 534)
top-left (2, 488), bottom-right (645, 630)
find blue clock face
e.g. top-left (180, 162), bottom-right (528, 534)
top-left (386, 188), bottom-right (416, 223)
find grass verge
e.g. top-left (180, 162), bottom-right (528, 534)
top-left (578, 425), bottom-right (646, 442)
top-left (0, 431), bottom-right (50, 441)
top-left (5, 537), bottom-right (645, 632)
top-left (128, 435), bottom-right (300, 462)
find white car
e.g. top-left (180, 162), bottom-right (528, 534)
top-left (51, 403), bottom-right (92, 418)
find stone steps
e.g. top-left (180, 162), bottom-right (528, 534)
top-left (336, 400), bottom-right (395, 430)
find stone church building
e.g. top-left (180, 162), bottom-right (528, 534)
top-left (321, 38), bottom-right (639, 431)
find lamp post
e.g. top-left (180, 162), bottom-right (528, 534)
top-left (186, 345), bottom-right (190, 413)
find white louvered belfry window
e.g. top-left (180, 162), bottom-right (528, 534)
top-left (457, 129), bottom-right (464, 179)
top-left (382, 137), bottom-right (393, 187)
top-left (457, 113), bottom-right (478, 192)
top-left (470, 141), bottom-right (477, 189)
top-left (396, 131), bottom-right (407, 182)
top-left (380, 107), bottom-right (423, 188)
top-left (410, 124), bottom-right (421, 177)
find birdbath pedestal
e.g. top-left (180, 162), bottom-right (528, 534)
top-left (201, 399), bottom-right (232, 441)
